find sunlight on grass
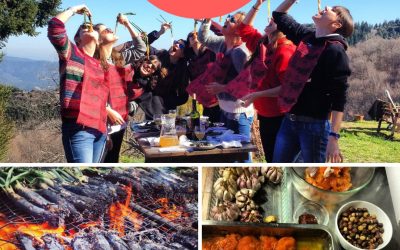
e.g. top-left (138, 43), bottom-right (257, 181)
top-left (119, 155), bottom-right (145, 163)
top-left (340, 120), bottom-right (400, 162)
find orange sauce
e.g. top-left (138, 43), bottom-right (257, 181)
top-left (159, 135), bottom-right (179, 147)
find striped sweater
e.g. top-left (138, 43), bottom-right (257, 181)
top-left (48, 17), bottom-right (109, 133)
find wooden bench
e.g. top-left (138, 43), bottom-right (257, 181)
top-left (375, 101), bottom-right (400, 139)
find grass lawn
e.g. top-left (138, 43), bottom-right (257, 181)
top-left (340, 120), bottom-right (400, 162)
top-left (120, 120), bottom-right (400, 163)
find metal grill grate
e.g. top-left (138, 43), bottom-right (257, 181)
top-left (0, 168), bottom-right (198, 250)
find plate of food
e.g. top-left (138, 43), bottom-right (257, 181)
top-left (189, 141), bottom-right (218, 150)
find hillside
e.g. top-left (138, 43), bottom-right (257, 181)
top-left (0, 56), bottom-right (58, 90)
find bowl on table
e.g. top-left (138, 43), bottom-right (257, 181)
top-left (290, 167), bottom-right (375, 204)
top-left (335, 200), bottom-right (392, 250)
top-left (293, 200), bottom-right (330, 226)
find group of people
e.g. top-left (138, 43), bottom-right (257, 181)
top-left (49, 0), bottom-right (353, 163)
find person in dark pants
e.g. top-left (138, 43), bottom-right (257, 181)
top-left (238, 0), bottom-right (296, 162)
top-left (272, 0), bottom-right (354, 163)
top-left (94, 14), bottom-right (146, 163)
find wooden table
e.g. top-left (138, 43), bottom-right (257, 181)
top-left (131, 131), bottom-right (257, 163)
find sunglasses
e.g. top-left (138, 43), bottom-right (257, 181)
top-left (226, 14), bottom-right (236, 24)
top-left (101, 28), bottom-right (113, 34)
top-left (173, 40), bottom-right (185, 49)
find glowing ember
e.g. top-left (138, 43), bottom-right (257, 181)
top-left (155, 198), bottom-right (187, 221)
top-left (0, 217), bottom-right (65, 250)
top-left (0, 183), bottom-right (141, 248)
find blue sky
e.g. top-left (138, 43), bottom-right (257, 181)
top-left (3, 0), bottom-right (400, 61)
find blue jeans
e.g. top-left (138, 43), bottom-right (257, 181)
top-left (273, 116), bottom-right (330, 163)
top-left (221, 112), bottom-right (254, 163)
top-left (62, 122), bottom-right (107, 163)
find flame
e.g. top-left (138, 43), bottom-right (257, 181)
top-left (0, 216), bottom-right (65, 250)
top-left (155, 198), bottom-right (187, 221)
top-left (109, 183), bottom-right (142, 237)
top-left (0, 184), bottom-right (191, 249)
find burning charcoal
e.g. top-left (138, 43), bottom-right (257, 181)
top-left (71, 235), bottom-right (94, 250)
top-left (41, 234), bottom-right (65, 250)
top-left (129, 203), bottom-right (182, 231)
top-left (90, 232), bottom-right (113, 250)
top-left (168, 243), bottom-right (187, 249)
top-left (103, 232), bottom-right (130, 250)
top-left (140, 241), bottom-right (171, 250)
top-left (126, 241), bottom-right (141, 250)
top-left (16, 232), bottom-right (43, 250)
top-left (126, 229), bottom-right (167, 246)
top-left (171, 233), bottom-right (197, 249)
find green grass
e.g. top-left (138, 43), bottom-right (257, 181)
top-left (119, 155), bottom-right (145, 163)
top-left (340, 120), bottom-right (400, 162)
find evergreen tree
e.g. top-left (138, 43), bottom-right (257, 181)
top-left (0, 84), bottom-right (15, 160)
top-left (0, 0), bottom-right (62, 61)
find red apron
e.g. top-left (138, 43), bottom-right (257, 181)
top-left (107, 64), bottom-right (134, 122)
top-left (76, 55), bottom-right (109, 133)
top-left (277, 40), bottom-right (343, 113)
top-left (186, 52), bottom-right (232, 107)
top-left (224, 43), bottom-right (268, 98)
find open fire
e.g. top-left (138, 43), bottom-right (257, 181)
top-left (0, 167), bottom-right (198, 250)
top-left (155, 198), bottom-right (188, 222)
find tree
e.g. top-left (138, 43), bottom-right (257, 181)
top-left (0, 0), bottom-right (62, 61)
top-left (0, 84), bottom-right (15, 160)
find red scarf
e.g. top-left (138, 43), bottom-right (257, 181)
top-left (186, 52), bottom-right (232, 107)
top-left (106, 65), bottom-right (134, 122)
top-left (278, 39), bottom-right (341, 113)
top-left (76, 55), bottom-right (109, 133)
top-left (224, 43), bottom-right (268, 98)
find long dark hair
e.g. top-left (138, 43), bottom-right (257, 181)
top-left (184, 32), bottom-right (207, 61)
top-left (133, 55), bottom-right (163, 91)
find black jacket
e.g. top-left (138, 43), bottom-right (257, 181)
top-left (273, 11), bottom-right (351, 120)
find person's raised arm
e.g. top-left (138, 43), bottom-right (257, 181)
top-left (56, 4), bottom-right (91, 24)
top-left (275, 0), bottom-right (297, 13)
top-left (113, 14), bottom-right (146, 63)
top-left (146, 22), bottom-right (171, 45)
top-left (114, 14), bottom-right (144, 51)
top-left (197, 19), bottom-right (225, 53)
top-left (48, 5), bottom-right (91, 60)
top-left (243, 0), bottom-right (265, 26)
top-left (273, 0), bottom-right (313, 44)
top-left (238, 0), bottom-right (266, 53)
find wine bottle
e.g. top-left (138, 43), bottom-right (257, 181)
top-left (190, 94), bottom-right (200, 133)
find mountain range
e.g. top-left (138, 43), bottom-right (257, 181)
top-left (0, 56), bottom-right (58, 91)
